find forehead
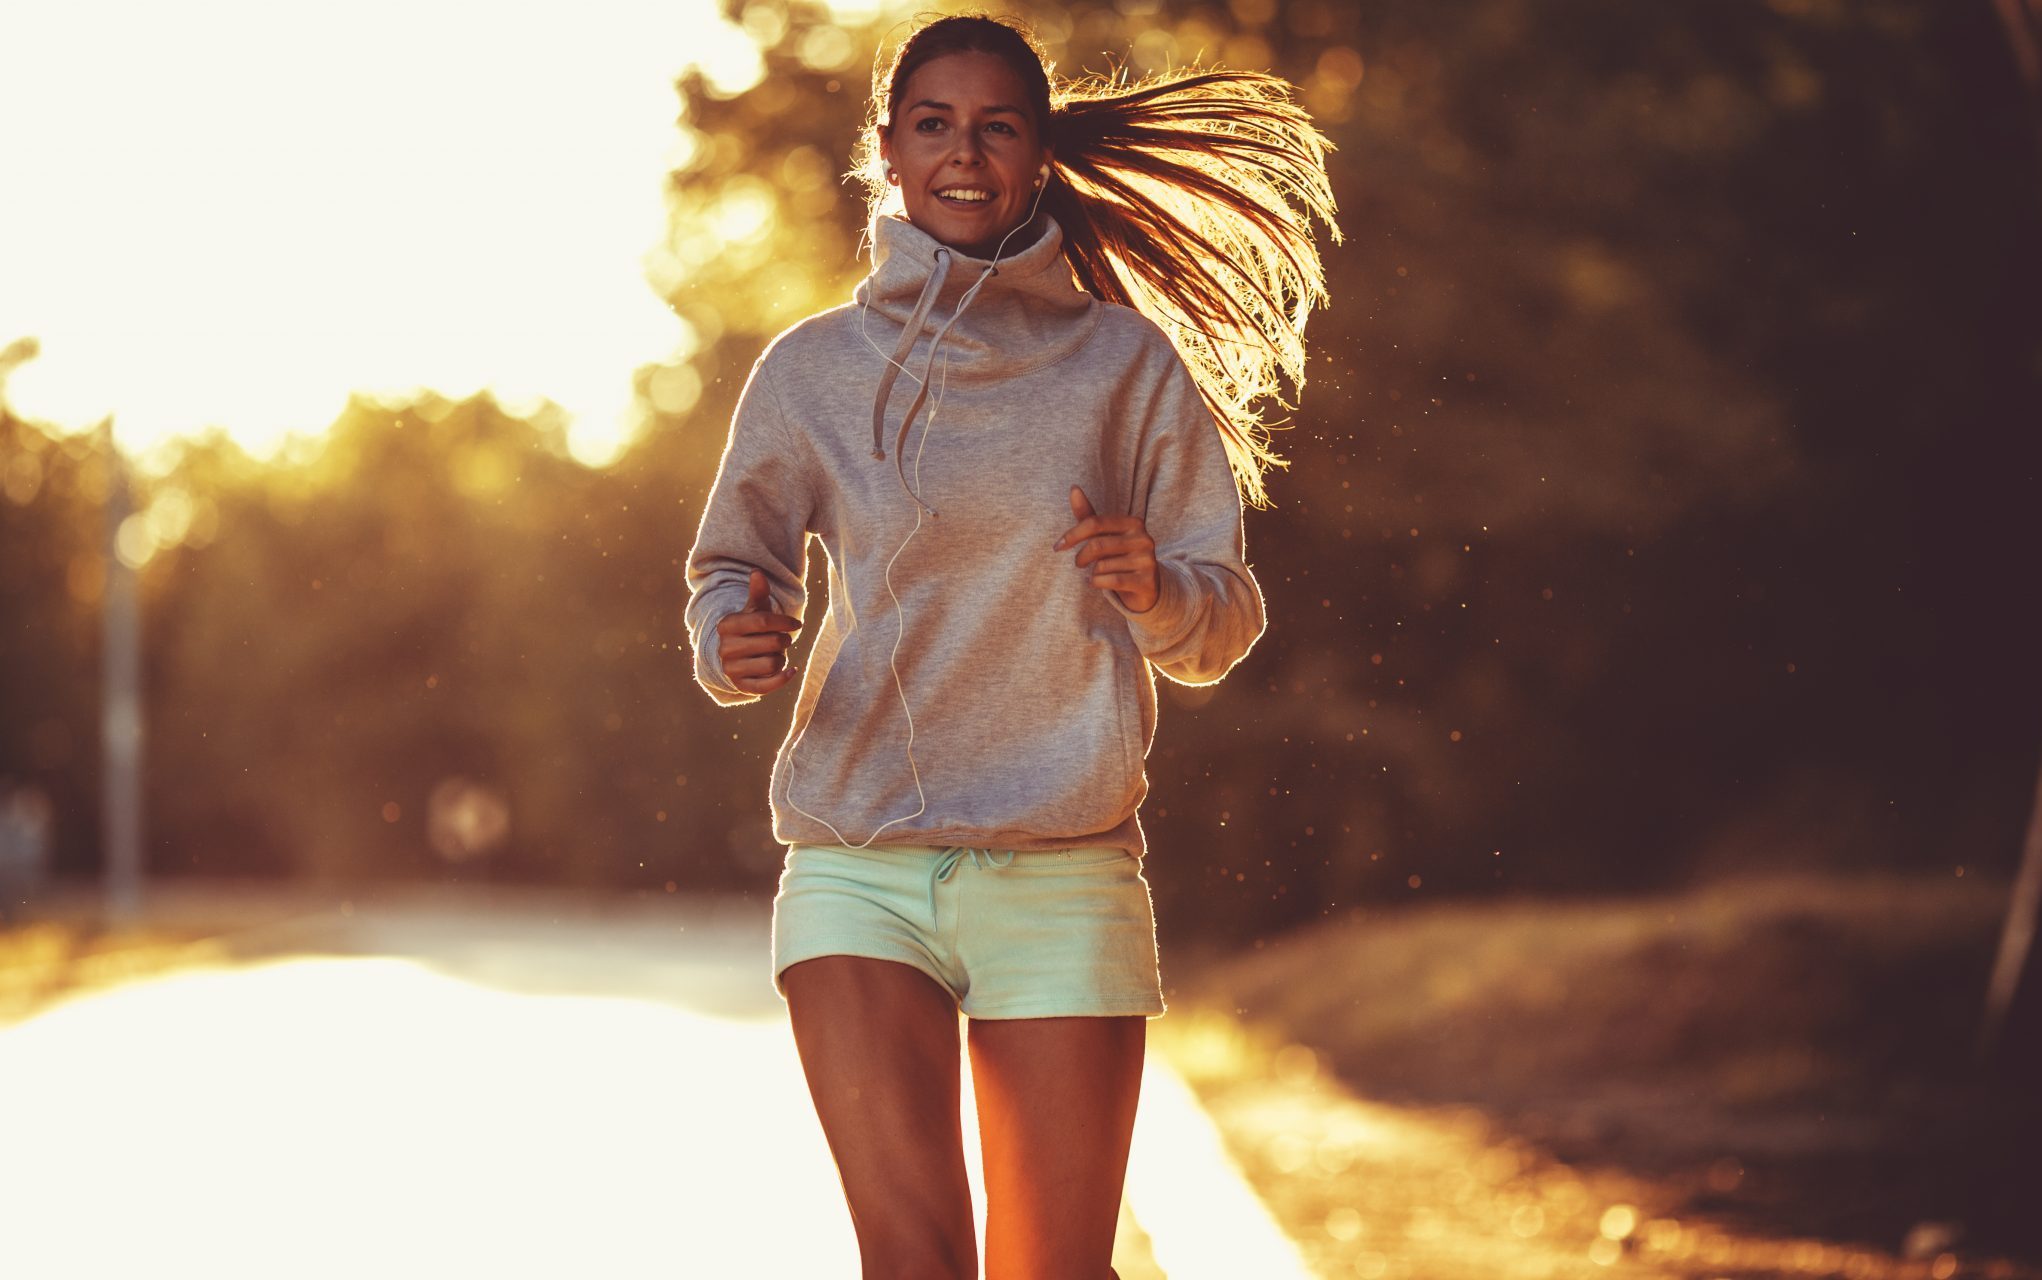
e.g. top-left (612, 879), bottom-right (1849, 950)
top-left (896, 50), bottom-right (1033, 112)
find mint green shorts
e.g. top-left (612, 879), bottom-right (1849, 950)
top-left (770, 842), bottom-right (1167, 1020)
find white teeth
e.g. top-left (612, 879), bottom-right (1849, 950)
top-left (937, 189), bottom-right (992, 202)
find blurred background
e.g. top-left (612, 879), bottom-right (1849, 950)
top-left (4, 0), bottom-right (2042, 1275)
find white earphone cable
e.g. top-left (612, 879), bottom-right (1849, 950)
top-left (784, 173), bottom-right (1052, 848)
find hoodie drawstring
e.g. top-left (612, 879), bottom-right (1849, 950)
top-left (870, 246), bottom-right (1000, 520)
top-left (869, 248), bottom-right (951, 463)
top-left (928, 844), bottom-right (1017, 918)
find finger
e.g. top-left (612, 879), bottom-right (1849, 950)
top-left (732, 668), bottom-right (796, 695)
top-left (744, 569), bottom-right (770, 612)
top-left (1054, 487), bottom-right (1098, 550)
top-left (1061, 512), bottom-right (1147, 549)
top-left (1056, 514), bottom-right (1125, 551)
top-left (1088, 570), bottom-right (1139, 591)
top-left (724, 631), bottom-right (792, 660)
top-left (1074, 535), bottom-right (1151, 569)
top-left (727, 650), bottom-right (794, 680)
top-left (1087, 551), bottom-right (1154, 576)
top-left (1089, 571), bottom-right (1155, 603)
top-left (721, 609), bottom-right (802, 636)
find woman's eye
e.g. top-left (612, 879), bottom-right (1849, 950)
top-left (912, 117), bottom-right (1013, 134)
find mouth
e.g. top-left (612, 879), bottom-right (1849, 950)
top-left (933, 185), bottom-right (997, 211)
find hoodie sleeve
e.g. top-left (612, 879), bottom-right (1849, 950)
top-left (1104, 350), bottom-right (1268, 686)
top-left (684, 350), bottom-right (815, 708)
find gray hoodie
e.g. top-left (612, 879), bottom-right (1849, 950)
top-left (683, 211), bottom-right (1266, 859)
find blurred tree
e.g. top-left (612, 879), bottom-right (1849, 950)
top-left (0, 405), bottom-right (104, 881)
top-left (643, 0), bottom-right (2042, 946)
top-left (0, 0), bottom-right (2035, 950)
top-left (141, 393), bottom-right (766, 892)
top-left (1979, 0), bottom-right (2042, 1073)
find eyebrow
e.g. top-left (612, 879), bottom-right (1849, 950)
top-left (904, 99), bottom-right (1026, 116)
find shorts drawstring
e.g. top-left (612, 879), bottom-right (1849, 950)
top-left (928, 845), bottom-right (1016, 918)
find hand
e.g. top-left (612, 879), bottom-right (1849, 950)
top-left (1054, 485), bottom-right (1159, 614)
top-left (717, 569), bottom-right (801, 696)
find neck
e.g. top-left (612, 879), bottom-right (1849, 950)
top-left (920, 210), bottom-right (1046, 262)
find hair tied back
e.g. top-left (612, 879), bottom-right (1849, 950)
top-left (855, 14), bottom-right (1344, 510)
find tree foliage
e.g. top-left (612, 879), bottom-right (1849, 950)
top-left (2, 0), bottom-right (2037, 945)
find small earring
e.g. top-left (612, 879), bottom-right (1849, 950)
top-left (885, 167), bottom-right (898, 185)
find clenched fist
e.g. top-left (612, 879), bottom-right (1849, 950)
top-left (717, 568), bottom-right (801, 696)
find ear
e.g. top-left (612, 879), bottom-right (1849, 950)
top-left (876, 124), bottom-right (891, 169)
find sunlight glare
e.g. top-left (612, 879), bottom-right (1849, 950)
top-left (1123, 1062), bottom-right (1319, 1278)
top-left (0, 0), bottom-right (764, 473)
top-left (0, 955), bottom-right (854, 1276)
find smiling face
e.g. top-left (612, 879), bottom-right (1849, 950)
top-left (878, 50), bottom-right (1051, 259)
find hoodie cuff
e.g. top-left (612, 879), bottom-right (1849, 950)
top-left (1106, 559), bottom-right (1195, 655)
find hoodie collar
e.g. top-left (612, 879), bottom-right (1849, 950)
top-left (854, 211), bottom-right (1102, 517)
top-left (855, 211), bottom-right (1100, 389)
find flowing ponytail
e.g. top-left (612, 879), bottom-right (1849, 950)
top-left (854, 13), bottom-right (1343, 510)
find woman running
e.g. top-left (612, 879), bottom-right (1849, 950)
top-left (684, 12), bottom-right (1339, 1276)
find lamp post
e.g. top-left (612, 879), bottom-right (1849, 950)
top-left (99, 415), bottom-right (143, 923)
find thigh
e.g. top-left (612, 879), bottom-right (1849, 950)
top-left (967, 1013), bottom-right (1146, 1280)
top-left (954, 849), bottom-right (1165, 1020)
top-left (784, 955), bottom-right (978, 1275)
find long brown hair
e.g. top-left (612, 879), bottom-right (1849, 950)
top-left (852, 12), bottom-right (1343, 510)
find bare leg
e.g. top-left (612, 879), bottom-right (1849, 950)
top-left (783, 956), bottom-right (978, 1280)
top-left (967, 1014), bottom-right (1145, 1280)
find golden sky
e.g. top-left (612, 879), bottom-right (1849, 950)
top-left (0, 0), bottom-right (779, 473)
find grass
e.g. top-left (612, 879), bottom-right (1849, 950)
top-left (1161, 869), bottom-right (2042, 1269)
